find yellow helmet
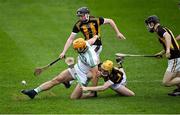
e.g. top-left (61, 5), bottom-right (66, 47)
top-left (101, 60), bottom-right (113, 72)
top-left (73, 38), bottom-right (86, 50)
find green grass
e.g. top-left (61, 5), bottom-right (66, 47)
top-left (0, 0), bottom-right (180, 114)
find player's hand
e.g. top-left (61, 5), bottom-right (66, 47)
top-left (59, 52), bottom-right (65, 59)
top-left (82, 86), bottom-right (88, 91)
top-left (117, 33), bottom-right (126, 40)
top-left (65, 57), bottom-right (74, 66)
top-left (96, 71), bottom-right (101, 77)
top-left (154, 53), bottom-right (163, 58)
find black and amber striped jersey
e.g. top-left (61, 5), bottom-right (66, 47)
top-left (72, 16), bottom-right (104, 46)
top-left (102, 67), bottom-right (124, 84)
top-left (156, 25), bottom-right (180, 59)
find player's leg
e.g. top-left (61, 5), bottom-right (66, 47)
top-left (162, 71), bottom-right (178, 86)
top-left (175, 71), bottom-right (180, 89)
top-left (35, 69), bottom-right (74, 91)
top-left (111, 68), bottom-right (134, 96)
top-left (166, 72), bottom-right (180, 96)
top-left (114, 85), bottom-right (135, 96)
top-left (63, 57), bottom-right (75, 88)
top-left (70, 65), bottom-right (96, 99)
top-left (70, 84), bottom-right (83, 99)
top-left (21, 69), bottom-right (74, 99)
top-left (162, 58), bottom-right (180, 86)
top-left (163, 58), bottom-right (180, 96)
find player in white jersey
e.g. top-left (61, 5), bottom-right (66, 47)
top-left (21, 36), bottom-right (99, 99)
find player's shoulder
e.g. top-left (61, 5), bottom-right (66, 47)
top-left (74, 20), bottom-right (82, 26)
top-left (157, 25), bottom-right (168, 32)
top-left (113, 67), bottom-right (123, 73)
top-left (113, 67), bottom-right (124, 76)
top-left (157, 25), bottom-right (167, 37)
top-left (157, 25), bottom-right (164, 30)
top-left (89, 16), bottom-right (103, 21)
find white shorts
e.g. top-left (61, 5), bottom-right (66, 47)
top-left (68, 65), bottom-right (89, 85)
top-left (166, 58), bottom-right (180, 72)
top-left (110, 68), bottom-right (127, 90)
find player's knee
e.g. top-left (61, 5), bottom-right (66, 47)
top-left (129, 92), bottom-right (135, 96)
top-left (127, 91), bottom-right (135, 96)
top-left (162, 80), bottom-right (171, 87)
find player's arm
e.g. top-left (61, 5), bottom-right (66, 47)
top-left (59, 32), bottom-right (76, 58)
top-left (90, 66), bottom-right (99, 86)
top-left (103, 18), bottom-right (126, 39)
top-left (176, 35), bottom-right (180, 40)
top-left (163, 32), bottom-right (171, 58)
top-left (82, 80), bottom-right (112, 91)
top-left (87, 35), bottom-right (99, 45)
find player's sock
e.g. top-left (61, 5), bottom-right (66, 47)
top-left (34, 86), bottom-right (42, 93)
top-left (69, 80), bottom-right (74, 84)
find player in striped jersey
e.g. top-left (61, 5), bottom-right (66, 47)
top-left (59, 6), bottom-right (126, 62)
top-left (21, 37), bottom-right (99, 99)
top-left (145, 15), bottom-right (180, 96)
top-left (82, 59), bottom-right (135, 96)
top-left (60, 6), bottom-right (126, 88)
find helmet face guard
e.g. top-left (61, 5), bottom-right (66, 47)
top-left (76, 7), bottom-right (90, 23)
top-left (78, 14), bottom-right (89, 23)
top-left (100, 69), bottom-right (110, 77)
top-left (146, 23), bottom-right (155, 33)
top-left (145, 15), bottom-right (160, 33)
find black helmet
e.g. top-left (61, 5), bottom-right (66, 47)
top-left (145, 15), bottom-right (160, 25)
top-left (76, 7), bottom-right (90, 16)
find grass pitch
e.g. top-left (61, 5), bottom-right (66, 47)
top-left (0, 0), bottom-right (180, 114)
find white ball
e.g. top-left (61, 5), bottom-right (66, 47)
top-left (21, 80), bottom-right (27, 85)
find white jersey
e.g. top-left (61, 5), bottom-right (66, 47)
top-left (75, 42), bottom-right (98, 74)
top-left (68, 42), bottom-right (98, 85)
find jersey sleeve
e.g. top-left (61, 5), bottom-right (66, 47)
top-left (72, 24), bottom-right (80, 33)
top-left (99, 17), bottom-right (104, 25)
top-left (157, 27), bottom-right (166, 38)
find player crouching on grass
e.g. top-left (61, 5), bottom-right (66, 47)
top-left (145, 15), bottom-right (180, 96)
top-left (82, 58), bottom-right (135, 96)
top-left (21, 37), bottom-right (99, 99)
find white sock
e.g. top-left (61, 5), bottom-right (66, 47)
top-left (34, 86), bottom-right (42, 93)
top-left (70, 80), bottom-right (74, 84)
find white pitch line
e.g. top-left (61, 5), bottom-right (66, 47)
top-left (128, 80), bottom-right (161, 83)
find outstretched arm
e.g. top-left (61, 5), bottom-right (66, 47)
top-left (82, 81), bottom-right (112, 92)
top-left (103, 18), bottom-right (126, 39)
top-left (59, 32), bottom-right (76, 58)
top-left (90, 66), bottom-right (99, 87)
top-left (164, 32), bottom-right (171, 58)
top-left (87, 35), bottom-right (99, 45)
